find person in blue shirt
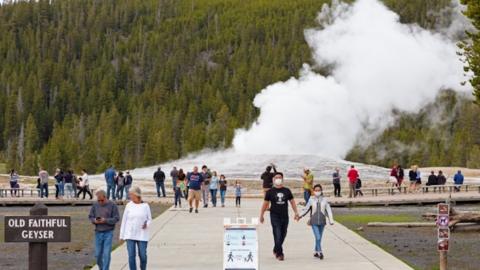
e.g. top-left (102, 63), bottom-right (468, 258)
top-left (187, 166), bottom-right (204, 213)
top-left (453, 170), bottom-right (464, 192)
top-left (104, 165), bottom-right (117, 200)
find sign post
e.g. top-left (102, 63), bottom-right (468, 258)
top-left (224, 217), bottom-right (259, 270)
top-left (4, 203), bottom-right (71, 270)
top-left (29, 204), bottom-right (48, 270)
top-left (437, 203), bottom-right (450, 270)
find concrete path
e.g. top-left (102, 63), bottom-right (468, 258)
top-left (95, 199), bottom-right (412, 270)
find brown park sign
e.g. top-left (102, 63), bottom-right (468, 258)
top-left (4, 216), bottom-right (71, 243)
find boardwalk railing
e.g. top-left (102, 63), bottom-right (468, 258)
top-left (301, 183), bottom-right (480, 198)
top-left (0, 187), bottom-right (96, 198)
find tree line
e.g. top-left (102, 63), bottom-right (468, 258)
top-left (0, 0), bottom-right (475, 175)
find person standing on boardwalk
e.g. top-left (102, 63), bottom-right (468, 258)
top-left (54, 168), bottom-right (65, 199)
top-left (115, 172), bottom-right (126, 200)
top-left (261, 164), bottom-right (277, 194)
top-left (209, 171), bottom-right (219, 207)
top-left (120, 187), bottom-right (152, 270)
top-left (104, 165), bottom-right (117, 200)
top-left (9, 169), bottom-right (20, 197)
top-left (219, 174), bottom-right (228, 207)
top-left (153, 167), bottom-right (166, 198)
top-left (177, 169), bottom-right (187, 204)
top-left (64, 170), bottom-right (74, 199)
top-left (124, 171), bottom-right (133, 200)
top-left (332, 168), bottom-right (341, 197)
top-left (78, 169), bottom-right (93, 200)
top-left (201, 165), bottom-right (212, 208)
top-left (302, 168), bottom-right (314, 203)
top-left (39, 168), bottom-right (49, 198)
top-left (453, 170), bottom-right (464, 192)
top-left (347, 165), bottom-right (359, 198)
top-left (235, 181), bottom-right (242, 207)
top-left (260, 173), bottom-right (300, 261)
top-left (88, 190), bottom-right (120, 270)
top-left (187, 166), bottom-right (204, 213)
top-left (299, 184), bottom-right (334, 260)
top-left (170, 166), bottom-right (178, 189)
top-left (174, 169), bottom-right (185, 208)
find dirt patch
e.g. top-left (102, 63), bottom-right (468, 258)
top-left (334, 205), bottom-right (480, 270)
top-left (0, 203), bottom-right (170, 270)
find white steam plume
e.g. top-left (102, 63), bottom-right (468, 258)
top-left (232, 0), bottom-right (471, 158)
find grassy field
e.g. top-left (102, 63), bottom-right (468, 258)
top-left (0, 163), bottom-right (6, 174)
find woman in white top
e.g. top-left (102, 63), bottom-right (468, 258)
top-left (120, 186), bottom-right (152, 270)
top-left (77, 169), bottom-right (92, 200)
top-left (298, 184), bottom-right (334, 260)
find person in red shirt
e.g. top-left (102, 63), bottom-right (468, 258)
top-left (347, 165), bottom-right (359, 198)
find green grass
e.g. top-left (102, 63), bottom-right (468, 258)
top-left (0, 163), bottom-right (6, 174)
top-left (334, 214), bottom-right (417, 224)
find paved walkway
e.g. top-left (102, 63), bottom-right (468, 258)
top-left (95, 199), bottom-right (412, 270)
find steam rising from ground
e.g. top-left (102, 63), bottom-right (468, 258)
top-left (232, 0), bottom-right (471, 158)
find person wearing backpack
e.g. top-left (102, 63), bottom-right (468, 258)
top-left (298, 184), bottom-right (334, 260)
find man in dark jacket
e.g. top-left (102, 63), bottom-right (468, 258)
top-left (154, 167), bottom-right (166, 197)
top-left (261, 164), bottom-right (277, 194)
top-left (88, 190), bottom-right (120, 270)
top-left (426, 171), bottom-right (438, 193)
top-left (170, 167), bottom-right (179, 189)
top-left (437, 170), bottom-right (447, 192)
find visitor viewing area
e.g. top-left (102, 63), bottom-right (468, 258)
top-left (93, 199), bottom-right (412, 270)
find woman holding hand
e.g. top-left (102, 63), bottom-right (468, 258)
top-left (298, 184), bottom-right (334, 260)
top-left (120, 186), bottom-right (152, 270)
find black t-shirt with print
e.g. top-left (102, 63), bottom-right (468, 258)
top-left (264, 187), bottom-right (294, 218)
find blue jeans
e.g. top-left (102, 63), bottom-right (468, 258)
top-left (64, 183), bottom-right (74, 198)
top-left (40, 183), bottom-right (48, 198)
top-left (126, 240), bottom-right (148, 270)
top-left (220, 189), bottom-right (226, 205)
top-left (174, 187), bottom-right (182, 206)
top-left (55, 182), bottom-right (64, 198)
top-left (312, 224), bottom-right (325, 252)
top-left (95, 230), bottom-right (113, 270)
top-left (106, 183), bottom-right (116, 200)
top-left (156, 182), bottom-right (166, 197)
top-left (270, 213), bottom-right (289, 256)
top-left (210, 189), bottom-right (217, 206)
top-left (124, 185), bottom-right (131, 200)
top-left (304, 189), bottom-right (311, 204)
top-left (116, 185), bottom-right (124, 200)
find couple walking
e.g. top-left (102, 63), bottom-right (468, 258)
top-left (89, 187), bottom-right (151, 270)
top-left (259, 173), bottom-right (334, 261)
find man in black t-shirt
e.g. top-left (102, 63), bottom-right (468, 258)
top-left (260, 164), bottom-right (277, 194)
top-left (260, 173), bottom-right (299, 261)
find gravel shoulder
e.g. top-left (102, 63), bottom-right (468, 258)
top-left (0, 203), bottom-right (170, 270)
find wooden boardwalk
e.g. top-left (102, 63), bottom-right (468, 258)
top-left (1, 191), bottom-right (479, 207)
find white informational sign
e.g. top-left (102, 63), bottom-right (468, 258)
top-left (224, 218), bottom-right (259, 270)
